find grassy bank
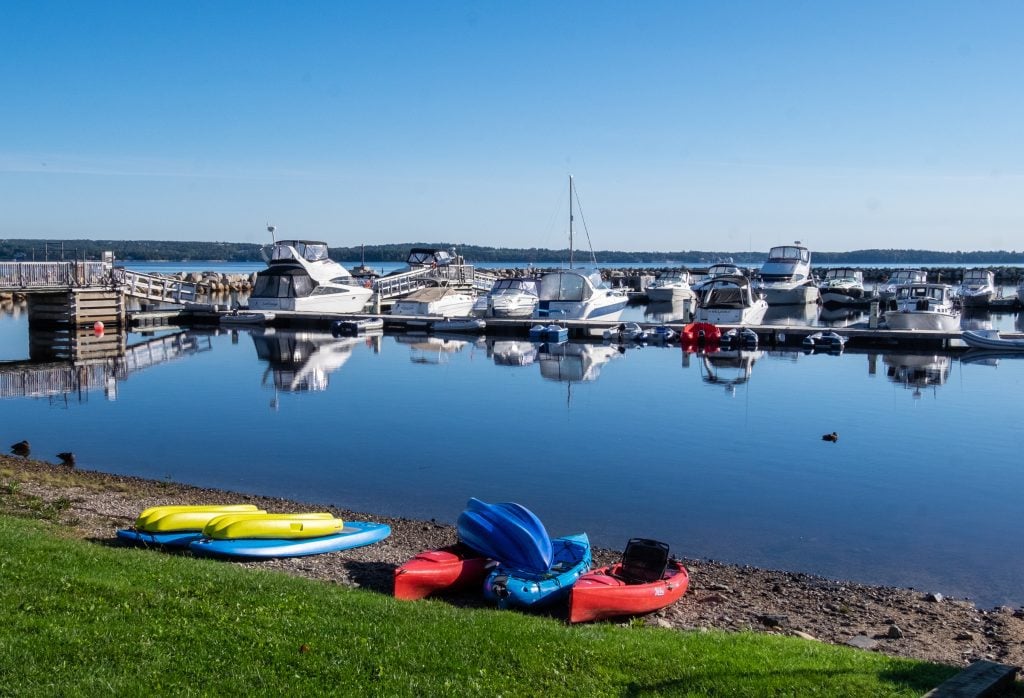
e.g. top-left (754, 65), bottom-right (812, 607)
top-left (0, 515), bottom-right (956, 696)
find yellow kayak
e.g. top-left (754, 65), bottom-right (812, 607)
top-left (136, 504), bottom-right (263, 533)
top-left (203, 512), bottom-right (343, 540)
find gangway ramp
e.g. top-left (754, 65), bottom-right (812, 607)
top-left (372, 265), bottom-right (498, 299)
top-left (116, 268), bottom-right (199, 305)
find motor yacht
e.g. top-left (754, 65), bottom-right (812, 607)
top-left (882, 283), bottom-right (960, 331)
top-left (956, 269), bottom-right (996, 308)
top-left (248, 238), bottom-right (373, 314)
top-left (877, 269), bottom-right (927, 303)
top-left (818, 268), bottom-right (869, 306)
top-left (693, 275), bottom-right (768, 326)
top-left (691, 262), bottom-right (743, 298)
top-left (752, 244), bottom-right (818, 305)
top-left (645, 270), bottom-right (696, 303)
top-left (391, 287), bottom-right (477, 318)
top-left (472, 277), bottom-right (540, 318)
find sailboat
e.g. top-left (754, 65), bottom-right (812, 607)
top-left (535, 176), bottom-right (628, 321)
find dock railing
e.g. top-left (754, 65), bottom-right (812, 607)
top-left (0, 261), bottom-right (112, 290)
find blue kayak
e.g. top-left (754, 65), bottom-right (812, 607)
top-left (188, 521), bottom-right (391, 559)
top-left (483, 532), bottom-right (591, 609)
top-left (116, 529), bottom-right (204, 548)
top-left (456, 498), bottom-right (553, 574)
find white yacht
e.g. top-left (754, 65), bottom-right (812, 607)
top-left (877, 269), bottom-right (927, 302)
top-left (691, 263), bottom-right (743, 298)
top-left (645, 270), bottom-right (696, 303)
top-left (694, 275), bottom-right (768, 326)
top-left (818, 268), bottom-right (868, 306)
top-left (535, 176), bottom-right (627, 322)
top-left (956, 269), bottom-right (996, 308)
top-left (472, 277), bottom-right (540, 318)
top-left (248, 237), bottom-right (373, 314)
top-left (883, 283), bottom-right (960, 331)
top-left (391, 286), bottom-right (477, 318)
top-left (752, 244), bottom-right (818, 305)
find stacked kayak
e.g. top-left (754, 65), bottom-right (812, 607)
top-left (569, 538), bottom-right (690, 623)
top-left (116, 504), bottom-right (265, 548)
top-left (118, 505), bottom-right (390, 559)
top-left (483, 532), bottom-right (591, 610)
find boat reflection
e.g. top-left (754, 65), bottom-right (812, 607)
top-left (644, 300), bottom-right (694, 323)
top-left (882, 353), bottom-right (950, 398)
top-left (817, 305), bottom-right (867, 328)
top-left (395, 334), bottom-right (472, 365)
top-left (487, 339), bottom-right (539, 367)
top-left (537, 342), bottom-right (622, 383)
top-left (763, 302), bottom-right (819, 327)
top-left (697, 349), bottom-right (764, 396)
top-left (252, 328), bottom-right (369, 391)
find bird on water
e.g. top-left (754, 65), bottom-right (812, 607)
top-left (821, 432), bottom-right (838, 443)
top-left (10, 440), bottom-right (30, 457)
top-left (56, 452), bottom-right (76, 467)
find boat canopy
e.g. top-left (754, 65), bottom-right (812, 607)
top-left (406, 248), bottom-right (454, 267)
top-left (766, 246), bottom-right (810, 263)
top-left (539, 270), bottom-right (603, 301)
top-left (492, 278), bottom-right (539, 294)
top-left (251, 267), bottom-right (316, 299)
top-left (272, 241), bottom-right (330, 263)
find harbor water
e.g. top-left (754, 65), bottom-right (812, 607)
top-left (0, 307), bottom-right (1022, 608)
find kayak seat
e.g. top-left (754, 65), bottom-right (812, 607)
top-left (617, 538), bottom-right (670, 584)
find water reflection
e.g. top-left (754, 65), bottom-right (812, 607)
top-left (763, 302), bottom-right (819, 326)
top-left (697, 349), bottom-right (764, 395)
top-left (818, 305), bottom-right (867, 327)
top-left (487, 339), bottom-right (539, 367)
top-left (252, 328), bottom-right (376, 392)
top-left (882, 353), bottom-right (951, 398)
top-left (960, 309), bottom-right (993, 331)
top-left (396, 334), bottom-right (475, 365)
top-left (537, 342), bottom-right (622, 382)
top-left (644, 300), bottom-right (694, 323)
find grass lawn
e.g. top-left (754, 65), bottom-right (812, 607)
top-left (0, 514), bottom-right (957, 696)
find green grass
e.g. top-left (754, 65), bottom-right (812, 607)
top-left (0, 515), bottom-right (956, 696)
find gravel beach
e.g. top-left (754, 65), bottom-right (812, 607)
top-left (3, 455), bottom-right (1022, 670)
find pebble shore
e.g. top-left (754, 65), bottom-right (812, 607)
top-left (2, 455), bottom-right (1022, 669)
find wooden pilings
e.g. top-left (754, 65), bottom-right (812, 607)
top-left (26, 289), bottom-right (126, 329)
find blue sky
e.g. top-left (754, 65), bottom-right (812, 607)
top-left (2, 1), bottom-right (1022, 252)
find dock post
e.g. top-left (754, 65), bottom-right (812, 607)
top-left (868, 301), bottom-right (879, 329)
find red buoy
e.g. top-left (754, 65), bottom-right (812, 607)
top-left (93, 321), bottom-right (104, 336)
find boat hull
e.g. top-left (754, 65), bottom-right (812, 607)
top-left (483, 533), bottom-right (592, 609)
top-left (883, 311), bottom-right (959, 332)
top-left (393, 543), bottom-right (493, 600)
top-left (695, 302), bottom-right (768, 326)
top-left (188, 521), bottom-right (391, 559)
top-left (569, 559), bottom-right (689, 623)
top-left (962, 330), bottom-right (1024, 351)
top-left (646, 287), bottom-right (695, 303)
top-left (759, 283), bottom-right (818, 305)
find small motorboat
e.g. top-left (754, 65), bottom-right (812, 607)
top-left (602, 322), bottom-right (644, 343)
top-left (393, 543), bottom-right (493, 600)
top-left (802, 331), bottom-right (847, 353)
top-left (431, 317), bottom-right (486, 333)
top-left (569, 538), bottom-right (689, 624)
top-left (483, 532), bottom-right (592, 610)
top-left (456, 498), bottom-right (552, 574)
top-left (331, 318), bottom-right (384, 336)
top-left (641, 325), bottom-right (677, 344)
top-left (962, 329), bottom-right (1024, 351)
top-left (220, 310), bottom-right (275, 325)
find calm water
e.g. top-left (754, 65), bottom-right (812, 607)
top-left (1, 309), bottom-right (1022, 608)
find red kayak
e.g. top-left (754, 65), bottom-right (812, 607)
top-left (393, 543), bottom-right (492, 600)
top-left (569, 559), bottom-right (689, 623)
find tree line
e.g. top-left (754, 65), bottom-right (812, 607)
top-left (1, 239), bottom-right (1023, 264)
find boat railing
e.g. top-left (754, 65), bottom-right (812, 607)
top-left (116, 268), bottom-right (199, 305)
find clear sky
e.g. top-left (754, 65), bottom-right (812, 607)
top-left (2, 1), bottom-right (1022, 252)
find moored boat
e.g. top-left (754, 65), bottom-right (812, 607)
top-left (645, 270), bottom-right (696, 303)
top-left (818, 268), bottom-right (868, 306)
top-left (391, 287), bottom-right (477, 318)
top-left (956, 269), bottom-right (996, 308)
top-left (961, 329), bottom-right (1024, 351)
top-left (473, 277), bottom-right (540, 318)
top-left (752, 244), bottom-right (818, 305)
top-left (393, 543), bottom-right (493, 600)
top-left (569, 538), bottom-right (689, 623)
top-left (883, 283), bottom-right (960, 332)
top-left (483, 532), bottom-right (592, 610)
top-left (877, 269), bottom-right (927, 303)
top-left (694, 275), bottom-right (768, 326)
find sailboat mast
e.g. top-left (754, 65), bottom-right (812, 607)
top-left (568, 175), bottom-right (574, 269)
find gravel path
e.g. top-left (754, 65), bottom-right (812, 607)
top-left (3, 456), bottom-right (1022, 669)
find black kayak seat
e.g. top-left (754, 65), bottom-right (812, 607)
top-left (618, 538), bottom-right (670, 584)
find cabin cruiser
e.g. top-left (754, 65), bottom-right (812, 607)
top-left (694, 275), bottom-right (768, 326)
top-left (882, 283), bottom-right (960, 331)
top-left (955, 269), bottom-right (996, 307)
top-left (818, 268), bottom-right (868, 306)
top-left (472, 277), bottom-right (540, 318)
top-left (645, 270), bottom-right (696, 303)
top-left (391, 286), bottom-right (477, 318)
top-left (877, 269), bottom-right (928, 302)
top-left (691, 262), bottom-right (743, 298)
top-left (536, 270), bottom-right (627, 321)
top-left (752, 244), bottom-right (818, 305)
top-left (248, 239), bottom-right (373, 314)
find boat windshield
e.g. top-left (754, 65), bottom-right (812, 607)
top-left (767, 246), bottom-right (809, 263)
top-left (493, 278), bottom-right (538, 294)
top-left (963, 270), bottom-right (991, 282)
top-left (251, 268), bottom-right (315, 298)
top-left (539, 272), bottom-right (592, 301)
top-left (897, 285), bottom-right (946, 302)
top-left (272, 241), bottom-right (329, 263)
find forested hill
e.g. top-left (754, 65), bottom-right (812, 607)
top-left (1, 239), bottom-right (1023, 265)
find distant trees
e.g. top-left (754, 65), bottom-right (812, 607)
top-left (0, 239), bottom-right (1021, 264)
